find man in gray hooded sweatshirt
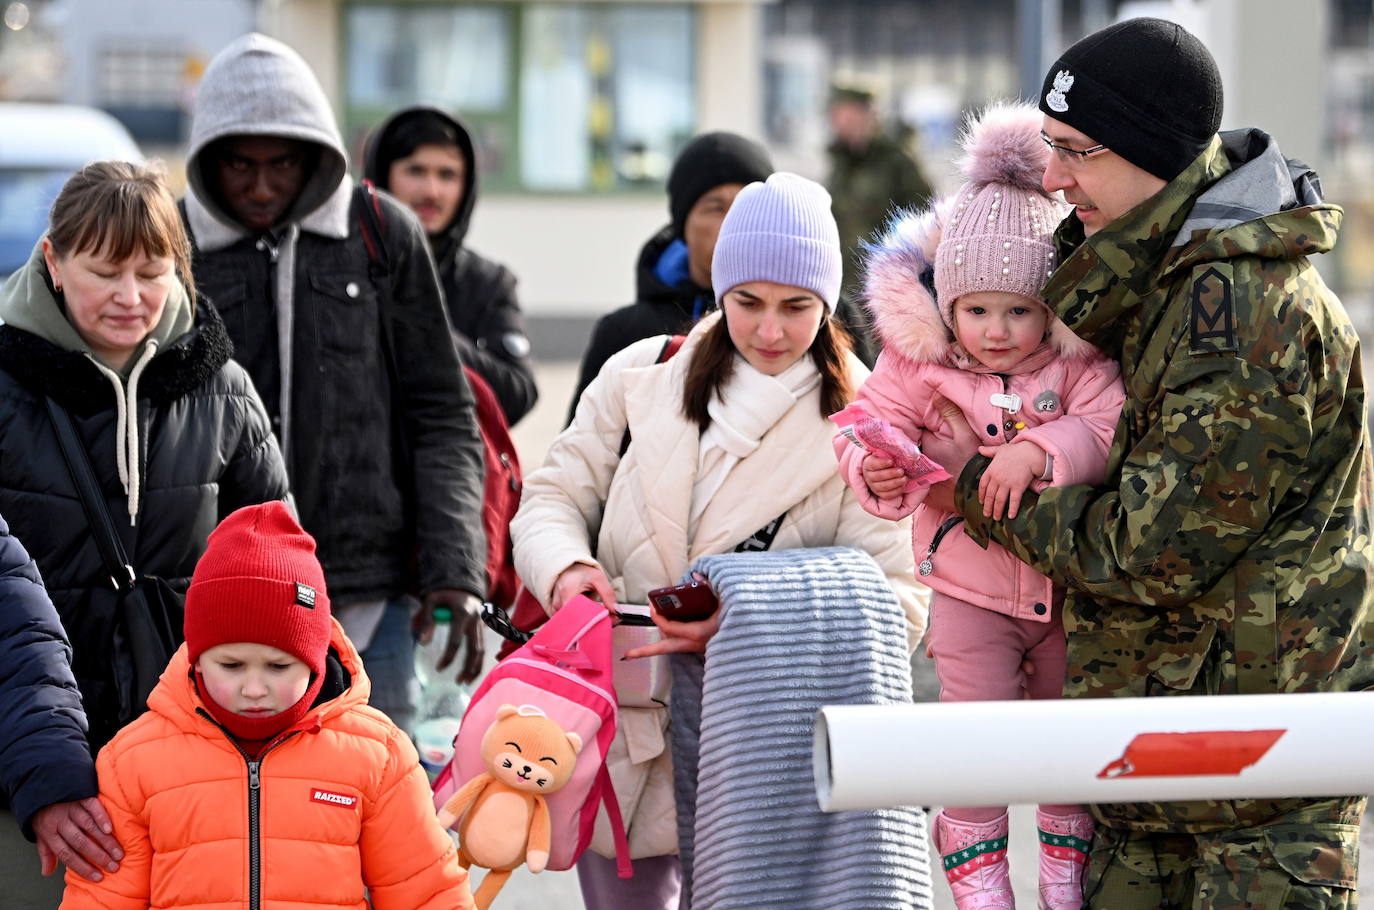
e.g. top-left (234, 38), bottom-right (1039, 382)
top-left (181, 33), bottom-right (489, 733)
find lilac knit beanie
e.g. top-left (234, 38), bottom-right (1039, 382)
top-left (711, 172), bottom-right (842, 311)
top-left (933, 102), bottom-right (1068, 327)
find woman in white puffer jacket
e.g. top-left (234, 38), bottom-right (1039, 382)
top-left (510, 173), bottom-right (927, 910)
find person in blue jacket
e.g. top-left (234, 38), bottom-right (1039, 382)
top-left (0, 515), bottom-right (123, 909)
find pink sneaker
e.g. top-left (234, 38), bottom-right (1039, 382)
top-left (1035, 808), bottom-right (1094, 910)
top-left (934, 811), bottom-right (1016, 910)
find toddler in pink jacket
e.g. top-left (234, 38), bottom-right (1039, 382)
top-left (834, 103), bottom-right (1125, 910)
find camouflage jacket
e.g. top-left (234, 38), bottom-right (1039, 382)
top-left (955, 130), bottom-right (1374, 829)
top-left (828, 132), bottom-right (933, 286)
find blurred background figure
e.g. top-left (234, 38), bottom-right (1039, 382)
top-left (825, 83), bottom-right (933, 298)
top-left (565, 130), bottom-right (772, 421)
top-left (364, 106), bottom-right (539, 427)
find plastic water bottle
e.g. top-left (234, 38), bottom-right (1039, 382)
top-left (414, 606), bottom-right (471, 779)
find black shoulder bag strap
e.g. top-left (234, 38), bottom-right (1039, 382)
top-left (45, 397), bottom-right (136, 591)
top-left (46, 397), bottom-right (180, 721)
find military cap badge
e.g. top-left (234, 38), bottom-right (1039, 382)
top-left (1046, 70), bottom-right (1074, 113)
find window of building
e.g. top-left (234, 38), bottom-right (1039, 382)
top-left (343, 2), bottom-right (696, 193)
top-left (97, 44), bottom-right (188, 143)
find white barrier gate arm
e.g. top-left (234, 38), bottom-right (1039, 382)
top-left (814, 692), bottom-right (1374, 812)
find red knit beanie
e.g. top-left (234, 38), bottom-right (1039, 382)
top-left (184, 502), bottom-right (332, 675)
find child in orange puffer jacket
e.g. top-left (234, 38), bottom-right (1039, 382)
top-left (60, 502), bottom-right (475, 910)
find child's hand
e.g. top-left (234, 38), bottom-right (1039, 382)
top-left (861, 453), bottom-right (906, 501)
top-left (977, 442), bottom-right (1047, 520)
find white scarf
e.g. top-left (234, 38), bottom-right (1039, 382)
top-left (689, 354), bottom-right (821, 539)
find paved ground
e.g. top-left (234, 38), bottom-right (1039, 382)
top-left (484, 359), bottom-right (1374, 908)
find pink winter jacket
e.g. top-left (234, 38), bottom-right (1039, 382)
top-left (835, 205), bottom-right (1125, 621)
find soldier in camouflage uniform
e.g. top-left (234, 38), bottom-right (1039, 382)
top-left (827, 85), bottom-right (934, 297)
top-left (947, 19), bottom-right (1374, 909)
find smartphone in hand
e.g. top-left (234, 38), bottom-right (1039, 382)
top-left (646, 580), bottom-right (718, 622)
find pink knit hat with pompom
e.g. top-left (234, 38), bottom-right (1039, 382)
top-left (933, 102), bottom-right (1068, 327)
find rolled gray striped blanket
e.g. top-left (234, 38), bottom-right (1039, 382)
top-left (670, 546), bottom-right (933, 909)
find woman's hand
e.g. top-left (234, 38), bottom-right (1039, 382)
top-left (624, 607), bottom-right (722, 658)
top-left (551, 563), bottom-right (619, 613)
top-left (860, 454), bottom-right (906, 501)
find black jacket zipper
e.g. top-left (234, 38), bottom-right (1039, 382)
top-left (248, 758), bottom-right (262, 910)
top-left (197, 709), bottom-right (296, 910)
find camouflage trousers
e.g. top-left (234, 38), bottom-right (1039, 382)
top-left (1083, 797), bottom-right (1363, 909)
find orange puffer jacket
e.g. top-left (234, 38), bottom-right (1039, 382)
top-left (60, 620), bottom-right (474, 910)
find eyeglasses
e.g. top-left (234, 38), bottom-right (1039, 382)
top-left (1040, 130), bottom-right (1109, 166)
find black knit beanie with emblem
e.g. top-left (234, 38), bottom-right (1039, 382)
top-left (667, 132), bottom-right (773, 239)
top-left (1038, 17), bottom-right (1223, 182)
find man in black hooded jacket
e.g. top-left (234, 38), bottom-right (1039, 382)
top-left (566, 131), bottom-right (875, 424)
top-left (365, 107), bottom-right (538, 426)
top-left (564, 132), bottom-right (769, 424)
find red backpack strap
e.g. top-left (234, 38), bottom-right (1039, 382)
top-left (597, 762), bottom-right (634, 878)
top-left (660, 334), bottom-right (686, 362)
top-left (356, 179), bottom-right (389, 272)
top-left (614, 334), bottom-right (688, 459)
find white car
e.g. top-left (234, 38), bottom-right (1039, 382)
top-left (0, 103), bottom-right (142, 276)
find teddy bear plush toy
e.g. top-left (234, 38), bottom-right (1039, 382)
top-left (437, 704), bottom-right (583, 909)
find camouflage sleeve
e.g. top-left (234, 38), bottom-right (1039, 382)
top-left (955, 355), bottom-right (1312, 606)
top-left (894, 151), bottom-right (934, 212)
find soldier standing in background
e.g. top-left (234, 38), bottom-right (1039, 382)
top-left (826, 84), bottom-right (933, 297)
top-left (944, 18), bottom-right (1374, 907)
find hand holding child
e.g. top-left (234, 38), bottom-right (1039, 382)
top-left (861, 454), bottom-right (907, 501)
top-left (977, 441), bottom-right (1048, 520)
top-left (32, 797), bottom-right (122, 881)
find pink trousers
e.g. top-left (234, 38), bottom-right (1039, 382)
top-left (927, 590), bottom-right (1079, 822)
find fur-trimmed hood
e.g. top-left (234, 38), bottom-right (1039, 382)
top-left (862, 203), bottom-right (1098, 365)
top-left (862, 103), bottom-right (1097, 366)
top-left (0, 299), bottom-right (234, 417)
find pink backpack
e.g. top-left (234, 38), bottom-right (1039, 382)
top-left (432, 594), bottom-right (633, 877)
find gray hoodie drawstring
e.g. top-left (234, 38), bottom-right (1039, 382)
top-left (88, 340), bottom-right (158, 525)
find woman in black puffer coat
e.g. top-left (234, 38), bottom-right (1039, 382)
top-left (0, 161), bottom-right (290, 755)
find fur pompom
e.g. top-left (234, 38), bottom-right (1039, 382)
top-left (957, 101), bottom-right (1051, 193)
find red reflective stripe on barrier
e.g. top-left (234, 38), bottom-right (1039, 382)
top-left (1098, 729), bottom-right (1286, 778)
